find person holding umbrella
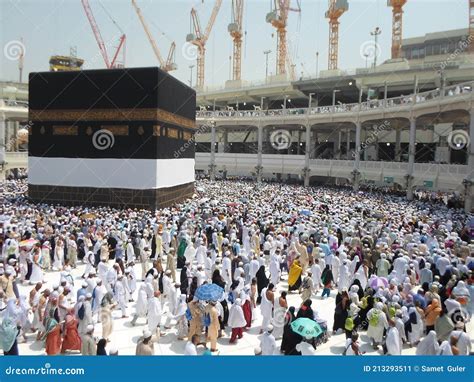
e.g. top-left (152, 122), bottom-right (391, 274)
top-left (205, 301), bottom-right (220, 352)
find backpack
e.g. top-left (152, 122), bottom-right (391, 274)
top-left (360, 296), bottom-right (368, 309)
top-left (369, 310), bottom-right (379, 327)
top-left (389, 306), bottom-right (396, 319)
top-left (345, 317), bottom-right (355, 331)
top-left (78, 304), bottom-right (85, 320)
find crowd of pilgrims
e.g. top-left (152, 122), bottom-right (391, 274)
top-left (0, 178), bottom-right (472, 356)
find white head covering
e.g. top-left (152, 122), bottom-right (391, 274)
top-left (416, 331), bottom-right (439, 355)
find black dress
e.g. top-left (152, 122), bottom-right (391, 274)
top-left (281, 309), bottom-right (296, 354)
top-left (255, 266), bottom-right (269, 304)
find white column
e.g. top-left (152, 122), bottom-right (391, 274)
top-left (257, 125), bottom-right (263, 183)
top-left (353, 122), bottom-right (361, 191)
top-left (209, 123), bottom-right (216, 181)
top-left (395, 128), bottom-right (402, 162)
top-left (336, 129), bottom-right (342, 159)
top-left (406, 118), bottom-right (416, 200)
top-left (0, 114), bottom-right (5, 182)
top-left (297, 130), bottom-right (302, 155)
top-left (374, 136), bottom-right (379, 161)
top-left (464, 110), bottom-right (474, 212)
top-left (346, 129), bottom-right (351, 159)
top-left (223, 130), bottom-right (228, 153)
top-left (363, 128), bottom-right (369, 161)
top-left (304, 124), bottom-right (311, 186)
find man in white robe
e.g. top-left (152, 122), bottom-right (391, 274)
top-left (259, 325), bottom-right (277, 355)
top-left (310, 259), bottom-right (322, 293)
top-left (147, 290), bottom-right (162, 339)
top-left (385, 320), bottom-right (401, 355)
top-left (78, 293), bottom-right (93, 334)
top-left (269, 254), bottom-right (280, 286)
top-left (221, 252), bottom-right (232, 289)
top-left (367, 302), bottom-right (388, 349)
top-left (337, 260), bottom-right (350, 292)
top-left (114, 274), bottom-right (128, 318)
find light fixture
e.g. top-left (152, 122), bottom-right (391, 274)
top-left (349, 81), bottom-right (353, 86)
top-left (243, 102), bottom-right (247, 106)
top-left (288, 99), bottom-right (292, 102)
top-left (386, 142), bottom-right (390, 146)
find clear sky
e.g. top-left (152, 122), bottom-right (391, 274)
top-left (0, 0), bottom-right (469, 88)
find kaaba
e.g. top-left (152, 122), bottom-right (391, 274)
top-left (28, 67), bottom-right (195, 209)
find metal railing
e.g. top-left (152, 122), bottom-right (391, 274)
top-left (196, 81), bottom-right (474, 120)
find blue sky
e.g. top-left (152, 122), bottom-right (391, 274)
top-left (0, 0), bottom-right (469, 87)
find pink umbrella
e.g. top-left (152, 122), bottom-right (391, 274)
top-left (369, 276), bottom-right (388, 289)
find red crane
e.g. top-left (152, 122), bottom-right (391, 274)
top-left (81, 0), bottom-right (126, 68)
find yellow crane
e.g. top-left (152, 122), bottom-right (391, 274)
top-left (186, 0), bottom-right (223, 88)
top-left (325, 0), bottom-right (348, 70)
top-left (131, 0), bottom-right (177, 72)
top-left (266, 0), bottom-right (301, 77)
top-left (387, 0), bottom-right (407, 59)
top-left (228, 0), bottom-right (244, 81)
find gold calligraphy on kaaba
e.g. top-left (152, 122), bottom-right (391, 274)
top-left (101, 126), bottom-right (129, 136)
top-left (183, 131), bottom-right (193, 141)
top-left (52, 126), bottom-right (78, 135)
top-left (153, 125), bottom-right (162, 136)
top-left (168, 128), bottom-right (179, 139)
top-left (30, 108), bottom-right (196, 130)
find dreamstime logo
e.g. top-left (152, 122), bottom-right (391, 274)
top-left (270, 129), bottom-right (291, 150)
top-left (272, 308), bottom-right (288, 328)
top-left (92, 129), bottom-right (115, 150)
top-left (447, 306), bottom-right (470, 325)
top-left (182, 42), bottom-right (199, 61)
top-left (353, 120), bottom-right (391, 158)
top-left (447, 130), bottom-right (470, 150)
top-left (359, 40), bottom-right (381, 61)
top-left (4, 40), bottom-right (25, 61)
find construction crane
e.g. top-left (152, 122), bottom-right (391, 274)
top-left (186, 0), bottom-right (223, 88)
top-left (81, 0), bottom-right (126, 68)
top-left (325, 0), bottom-right (348, 70)
top-left (470, 0), bottom-right (474, 53)
top-left (131, 0), bottom-right (177, 72)
top-left (228, 0), bottom-right (244, 81)
top-left (266, 0), bottom-right (301, 77)
top-left (387, 0), bottom-right (407, 59)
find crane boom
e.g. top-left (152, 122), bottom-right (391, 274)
top-left (166, 42), bottom-right (176, 68)
top-left (187, 0), bottom-right (223, 88)
top-left (81, 0), bottom-right (110, 68)
top-left (266, 0), bottom-right (300, 77)
top-left (131, 0), bottom-right (165, 66)
top-left (190, 8), bottom-right (203, 40)
top-left (229, 0), bottom-right (244, 81)
top-left (203, 0), bottom-right (223, 42)
top-left (325, 0), bottom-right (348, 70)
top-left (388, 0), bottom-right (407, 59)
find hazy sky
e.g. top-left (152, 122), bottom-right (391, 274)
top-left (0, 0), bottom-right (469, 88)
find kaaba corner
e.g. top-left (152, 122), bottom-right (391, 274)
top-left (27, 67), bottom-right (196, 209)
